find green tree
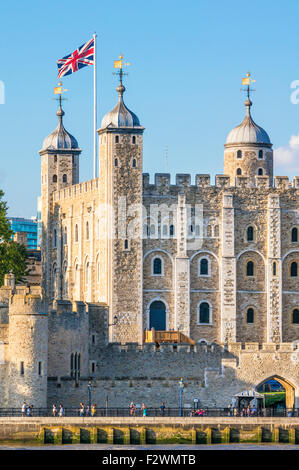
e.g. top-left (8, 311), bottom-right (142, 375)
top-left (0, 190), bottom-right (28, 286)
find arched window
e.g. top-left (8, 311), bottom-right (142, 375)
top-left (85, 262), bottom-right (90, 288)
top-left (258, 168), bottom-right (263, 176)
top-left (162, 225), bottom-right (168, 237)
top-left (115, 135), bottom-right (119, 143)
top-left (153, 257), bottom-right (162, 275)
top-left (132, 158), bottom-right (136, 168)
top-left (53, 174), bottom-right (57, 183)
top-left (132, 136), bottom-right (136, 144)
top-left (199, 258), bottom-right (209, 276)
top-left (114, 158), bottom-right (118, 167)
top-left (75, 224), bottom-right (78, 242)
top-left (292, 227), bottom-right (298, 242)
top-left (63, 174), bottom-right (67, 183)
top-left (207, 225), bottom-right (212, 237)
top-left (170, 224), bottom-right (175, 237)
top-left (293, 309), bottom-right (299, 324)
top-left (53, 229), bottom-right (57, 248)
top-left (86, 221), bottom-right (89, 240)
top-left (273, 261), bottom-right (277, 276)
top-left (258, 150), bottom-right (263, 159)
top-left (237, 150), bottom-right (242, 159)
top-left (247, 308), bottom-right (254, 323)
top-left (236, 168), bottom-right (242, 176)
top-left (124, 239), bottom-right (129, 250)
top-left (150, 224), bottom-right (156, 236)
top-left (247, 261), bottom-right (254, 276)
top-left (291, 262), bottom-right (298, 277)
top-left (247, 226), bottom-right (254, 242)
top-left (199, 302), bottom-right (210, 324)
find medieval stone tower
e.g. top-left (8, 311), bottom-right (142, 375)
top-left (7, 288), bottom-right (48, 407)
top-left (224, 94), bottom-right (273, 186)
top-left (39, 102), bottom-right (82, 299)
top-left (98, 73), bottom-right (145, 343)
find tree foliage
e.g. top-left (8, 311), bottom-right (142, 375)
top-left (0, 190), bottom-right (28, 286)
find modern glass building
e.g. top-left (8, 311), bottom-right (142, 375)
top-left (8, 217), bottom-right (38, 250)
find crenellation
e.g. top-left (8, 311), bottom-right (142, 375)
top-left (176, 173), bottom-right (191, 187)
top-left (196, 174), bottom-right (211, 187)
top-left (275, 176), bottom-right (289, 189)
top-left (255, 175), bottom-right (270, 188)
top-left (215, 175), bottom-right (230, 187)
top-left (154, 173), bottom-right (171, 187)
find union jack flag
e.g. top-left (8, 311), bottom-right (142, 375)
top-left (57, 38), bottom-right (94, 78)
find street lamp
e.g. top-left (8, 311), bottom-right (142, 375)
top-left (108, 315), bottom-right (118, 327)
top-left (88, 380), bottom-right (92, 414)
top-left (179, 378), bottom-right (184, 417)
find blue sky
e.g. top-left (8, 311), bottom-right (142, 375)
top-left (1, 0), bottom-right (299, 217)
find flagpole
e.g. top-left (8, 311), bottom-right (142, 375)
top-left (93, 32), bottom-right (97, 179)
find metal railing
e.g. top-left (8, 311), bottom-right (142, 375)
top-left (0, 407), bottom-right (298, 418)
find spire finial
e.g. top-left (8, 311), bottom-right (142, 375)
top-left (113, 54), bottom-right (130, 99)
top-left (241, 71), bottom-right (256, 116)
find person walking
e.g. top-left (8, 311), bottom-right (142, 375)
top-left (52, 404), bottom-right (57, 417)
top-left (143, 405), bottom-right (148, 417)
top-left (59, 404), bottom-right (64, 417)
top-left (91, 404), bottom-right (96, 417)
top-left (79, 402), bottom-right (85, 417)
top-left (160, 402), bottom-right (166, 417)
top-left (21, 402), bottom-right (27, 417)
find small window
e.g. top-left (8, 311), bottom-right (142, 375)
top-left (70, 354), bottom-right (74, 378)
top-left (247, 226), bottom-right (254, 242)
top-left (132, 136), bottom-right (136, 144)
top-left (162, 224), bottom-right (168, 236)
top-left (75, 224), bottom-right (78, 242)
top-left (54, 155), bottom-right (57, 163)
top-left (291, 262), bottom-right (298, 277)
top-left (273, 261), bottom-right (277, 276)
top-left (64, 226), bottom-right (67, 245)
top-left (63, 174), bottom-right (67, 183)
top-left (114, 158), bottom-right (118, 167)
top-left (38, 362), bottom-right (42, 376)
top-left (170, 224), bottom-right (175, 237)
top-left (258, 150), bottom-right (263, 159)
top-left (132, 159), bottom-right (137, 168)
top-left (237, 150), bottom-right (242, 159)
top-left (91, 362), bottom-right (96, 373)
top-left (247, 261), bottom-right (254, 276)
top-left (92, 334), bottom-right (95, 345)
top-left (199, 258), bottom-right (209, 276)
top-left (247, 308), bottom-right (254, 323)
top-left (53, 174), bottom-right (57, 183)
top-left (153, 257), bottom-right (162, 275)
top-left (86, 222), bottom-right (89, 240)
top-left (199, 302), bottom-right (210, 324)
top-left (258, 168), bottom-right (263, 176)
top-left (53, 229), bottom-right (57, 248)
top-left (124, 239), bottom-right (129, 250)
top-left (293, 309), bottom-right (299, 324)
top-left (115, 135), bottom-right (119, 144)
top-left (20, 362), bottom-right (24, 375)
top-left (292, 227), bottom-right (298, 243)
top-left (236, 168), bottom-right (242, 176)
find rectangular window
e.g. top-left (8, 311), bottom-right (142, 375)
top-left (20, 362), bottom-right (24, 375)
top-left (92, 334), bottom-right (95, 345)
top-left (91, 362), bottom-right (95, 373)
top-left (38, 362), bottom-right (42, 376)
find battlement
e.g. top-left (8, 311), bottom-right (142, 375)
top-left (50, 299), bottom-right (87, 316)
top-left (143, 173), bottom-right (299, 190)
top-left (9, 286), bottom-right (48, 316)
top-left (227, 342), bottom-right (299, 353)
top-left (52, 177), bottom-right (99, 203)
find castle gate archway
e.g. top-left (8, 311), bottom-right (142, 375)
top-left (149, 301), bottom-right (166, 331)
top-left (256, 376), bottom-right (295, 409)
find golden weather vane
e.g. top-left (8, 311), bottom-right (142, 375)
top-left (53, 81), bottom-right (68, 108)
top-left (241, 71), bottom-right (256, 99)
top-left (113, 54), bottom-right (130, 83)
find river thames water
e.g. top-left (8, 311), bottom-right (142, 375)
top-left (0, 443), bottom-right (298, 450)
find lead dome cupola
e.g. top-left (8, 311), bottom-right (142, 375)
top-left (42, 106), bottom-right (79, 151)
top-left (225, 98), bottom-right (271, 146)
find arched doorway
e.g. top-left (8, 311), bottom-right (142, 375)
top-left (256, 376), bottom-right (295, 409)
top-left (149, 301), bottom-right (166, 331)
